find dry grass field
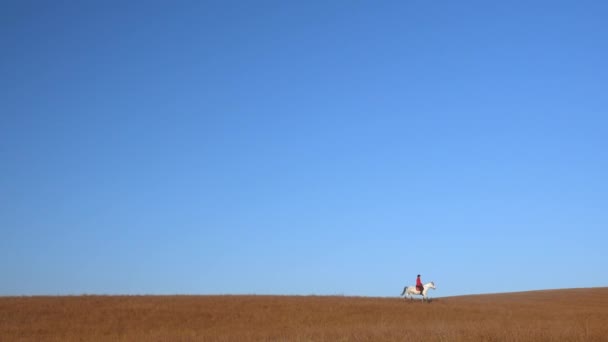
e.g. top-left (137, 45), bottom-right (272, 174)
top-left (1, 288), bottom-right (607, 341)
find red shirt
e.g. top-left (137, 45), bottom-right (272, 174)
top-left (416, 277), bottom-right (422, 287)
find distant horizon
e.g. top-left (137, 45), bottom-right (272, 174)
top-left (4, 285), bottom-right (607, 298)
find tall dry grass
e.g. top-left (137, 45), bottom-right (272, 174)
top-left (1, 288), bottom-right (607, 341)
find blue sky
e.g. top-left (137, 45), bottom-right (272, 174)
top-left (1, 1), bottom-right (607, 297)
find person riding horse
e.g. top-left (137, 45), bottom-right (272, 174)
top-left (416, 274), bottom-right (423, 294)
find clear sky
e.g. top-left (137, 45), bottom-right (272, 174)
top-left (1, 1), bottom-right (607, 297)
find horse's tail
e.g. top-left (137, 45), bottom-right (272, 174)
top-left (400, 286), bottom-right (407, 296)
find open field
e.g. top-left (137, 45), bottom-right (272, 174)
top-left (1, 288), bottom-right (607, 341)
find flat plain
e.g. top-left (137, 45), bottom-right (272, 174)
top-left (1, 288), bottom-right (607, 341)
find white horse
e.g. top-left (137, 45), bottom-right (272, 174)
top-left (401, 282), bottom-right (436, 302)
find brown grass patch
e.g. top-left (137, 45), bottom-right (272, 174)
top-left (1, 288), bottom-right (607, 341)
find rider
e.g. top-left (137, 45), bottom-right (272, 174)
top-left (416, 274), bottom-right (423, 294)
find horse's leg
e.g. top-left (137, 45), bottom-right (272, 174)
top-left (423, 290), bottom-right (431, 303)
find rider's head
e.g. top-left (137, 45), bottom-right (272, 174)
top-left (417, 274), bottom-right (420, 277)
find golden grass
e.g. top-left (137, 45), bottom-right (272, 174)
top-left (1, 288), bottom-right (607, 341)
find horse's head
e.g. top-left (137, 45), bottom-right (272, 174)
top-left (429, 281), bottom-right (436, 289)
